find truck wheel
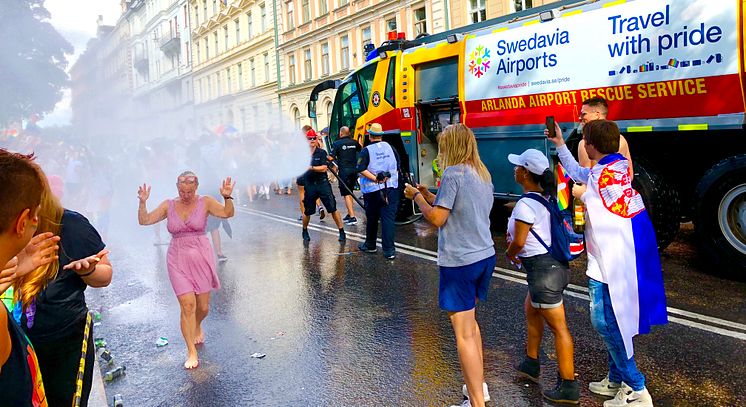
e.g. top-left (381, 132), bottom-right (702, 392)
top-left (694, 155), bottom-right (746, 276)
top-left (632, 161), bottom-right (680, 250)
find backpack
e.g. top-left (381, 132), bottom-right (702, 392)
top-left (521, 193), bottom-right (585, 264)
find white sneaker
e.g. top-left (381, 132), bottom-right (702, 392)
top-left (449, 399), bottom-right (471, 407)
top-left (461, 382), bottom-right (490, 402)
top-left (589, 374), bottom-right (622, 397)
top-left (603, 383), bottom-right (653, 407)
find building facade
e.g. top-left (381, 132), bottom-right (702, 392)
top-left (72, 0), bottom-right (560, 141)
top-left (125, 0), bottom-right (195, 141)
top-left (189, 0), bottom-right (280, 135)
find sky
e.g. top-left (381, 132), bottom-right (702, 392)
top-left (40, 0), bottom-right (122, 127)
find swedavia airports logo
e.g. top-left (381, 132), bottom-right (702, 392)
top-left (468, 45), bottom-right (491, 78)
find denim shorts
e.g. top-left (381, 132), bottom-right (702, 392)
top-left (439, 255), bottom-right (496, 312)
top-left (521, 252), bottom-right (570, 309)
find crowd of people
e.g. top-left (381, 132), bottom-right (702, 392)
top-left (0, 96), bottom-right (668, 407)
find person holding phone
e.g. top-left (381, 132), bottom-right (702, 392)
top-left (14, 160), bottom-right (113, 407)
top-left (505, 149), bottom-right (578, 404)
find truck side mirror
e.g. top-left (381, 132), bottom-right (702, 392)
top-left (308, 101), bottom-right (316, 119)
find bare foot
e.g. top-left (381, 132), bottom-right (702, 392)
top-left (194, 328), bottom-right (205, 345)
top-left (184, 352), bottom-right (199, 369)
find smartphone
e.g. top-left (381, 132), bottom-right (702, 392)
top-left (545, 116), bottom-right (556, 138)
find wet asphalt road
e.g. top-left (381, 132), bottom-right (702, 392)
top-left (88, 190), bottom-right (746, 407)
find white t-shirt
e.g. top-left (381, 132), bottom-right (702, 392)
top-left (507, 193), bottom-right (552, 258)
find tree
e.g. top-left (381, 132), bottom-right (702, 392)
top-left (0, 0), bottom-right (73, 125)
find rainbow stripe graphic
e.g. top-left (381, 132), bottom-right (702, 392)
top-left (668, 58), bottom-right (680, 68)
top-left (556, 164), bottom-right (571, 211)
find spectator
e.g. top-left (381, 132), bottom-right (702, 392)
top-left (548, 120), bottom-right (667, 407)
top-left (505, 149), bottom-right (578, 404)
top-left (404, 124), bottom-right (495, 407)
top-left (0, 149), bottom-right (58, 407)
top-left (573, 97), bottom-right (633, 177)
top-left (15, 161), bottom-right (112, 407)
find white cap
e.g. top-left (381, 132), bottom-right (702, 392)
top-left (507, 149), bottom-right (550, 175)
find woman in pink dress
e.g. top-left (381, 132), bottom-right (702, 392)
top-left (137, 171), bottom-right (235, 369)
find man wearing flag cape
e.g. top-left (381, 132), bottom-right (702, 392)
top-left (547, 120), bottom-right (667, 407)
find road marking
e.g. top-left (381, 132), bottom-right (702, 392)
top-left (239, 207), bottom-right (746, 341)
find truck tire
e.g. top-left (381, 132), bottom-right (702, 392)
top-left (694, 155), bottom-right (746, 277)
top-left (632, 161), bottom-right (680, 250)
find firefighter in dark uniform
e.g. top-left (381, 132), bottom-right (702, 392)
top-left (302, 134), bottom-right (346, 242)
top-left (329, 126), bottom-right (362, 225)
top-left (356, 123), bottom-right (400, 259)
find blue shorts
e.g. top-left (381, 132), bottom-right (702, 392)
top-left (439, 255), bottom-right (496, 312)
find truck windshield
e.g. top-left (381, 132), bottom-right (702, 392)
top-left (329, 77), bottom-right (363, 141)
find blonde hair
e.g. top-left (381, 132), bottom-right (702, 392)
top-left (437, 124), bottom-right (491, 183)
top-left (13, 163), bottom-right (63, 310)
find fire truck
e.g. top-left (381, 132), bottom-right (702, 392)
top-left (308, 0), bottom-right (746, 275)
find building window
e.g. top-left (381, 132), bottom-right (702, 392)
top-left (214, 32), bottom-right (219, 56)
top-left (302, 0), bottom-right (310, 23)
top-left (260, 4), bottom-right (266, 32)
top-left (319, 0), bottom-right (327, 15)
top-left (325, 100), bottom-right (333, 125)
top-left (196, 42), bottom-right (201, 63)
top-left (287, 1), bottom-right (294, 30)
top-left (203, 1), bottom-right (207, 20)
top-left (194, 5), bottom-right (199, 25)
top-left (339, 0), bottom-right (348, 6)
top-left (212, 0), bottom-right (217, 14)
top-left (386, 17), bottom-right (396, 32)
top-left (238, 62), bottom-right (243, 90)
top-left (321, 42), bottom-right (329, 76)
top-left (235, 19), bottom-right (240, 43)
top-left (469, 0), bottom-right (486, 23)
top-left (216, 72), bottom-right (221, 97)
top-left (223, 25), bottom-right (229, 51)
top-left (340, 35), bottom-right (349, 70)
top-left (304, 48), bottom-right (311, 81)
top-left (226, 67), bottom-right (231, 93)
top-left (293, 107), bottom-right (301, 128)
top-left (247, 12), bottom-right (253, 38)
top-left (205, 38), bottom-right (209, 59)
top-left (512, 0), bottom-right (533, 12)
top-left (414, 7), bottom-right (427, 35)
top-left (250, 58), bottom-right (256, 87)
top-left (288, 54), bottom-right (296, 84)
top-left (362, 27), bottom-right (372, 47)
top-left (264, 52), bottom-right (270, 82)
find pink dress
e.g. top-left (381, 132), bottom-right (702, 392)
top-left (166, 197), bottom-right (220, 296)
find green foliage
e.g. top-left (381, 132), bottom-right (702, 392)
top-left (0, 0), bottom-right (73, 125)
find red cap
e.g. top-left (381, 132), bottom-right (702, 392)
top-left (306, 129), bottom-right (317, 139)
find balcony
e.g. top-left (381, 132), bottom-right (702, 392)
top-left (160, 34), bottom-right (181, 55)
top-left (134, 53), bottom-right (149, 72)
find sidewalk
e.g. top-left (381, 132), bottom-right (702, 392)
top-left (88, 354), bottom-right (108, 407)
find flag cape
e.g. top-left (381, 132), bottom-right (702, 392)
top-left (556, 163), bottom-right (571, 211)
top-left (585, 153), bottom-right (668, 358)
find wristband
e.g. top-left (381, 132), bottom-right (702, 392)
top-left (223, 196), bottom-right (233, 200)
top-left (78, 265), bottom-right (96, 277)
top-left (413, 192), bottom-right (421, 200)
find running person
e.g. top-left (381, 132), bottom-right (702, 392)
top-left (404, 124), bottom-right (495, 407)
top-left (506, 149), bottom-right (579, 404)
top-left (137, 172), bottom-right (235, 369)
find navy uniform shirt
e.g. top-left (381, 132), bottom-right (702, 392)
top-left (331, 137), bottom-right (362, 172)
top-left (304, 148), bottom-right (330, 184)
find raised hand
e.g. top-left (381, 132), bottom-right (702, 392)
top-left (545, 122), bottom-right (565, 147)
top-left (15, 232), bottom-right (60, 278)
top-left (63, 249), bottom-right (110, 276)
top-left (0, 257), bottom-right (19, 286)
top-left (220, 177), bottom-right (236, 198)
top-left (416, 184), bottom-right (429, 194)
top-left (138, 184), bottom-right (151, 203)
